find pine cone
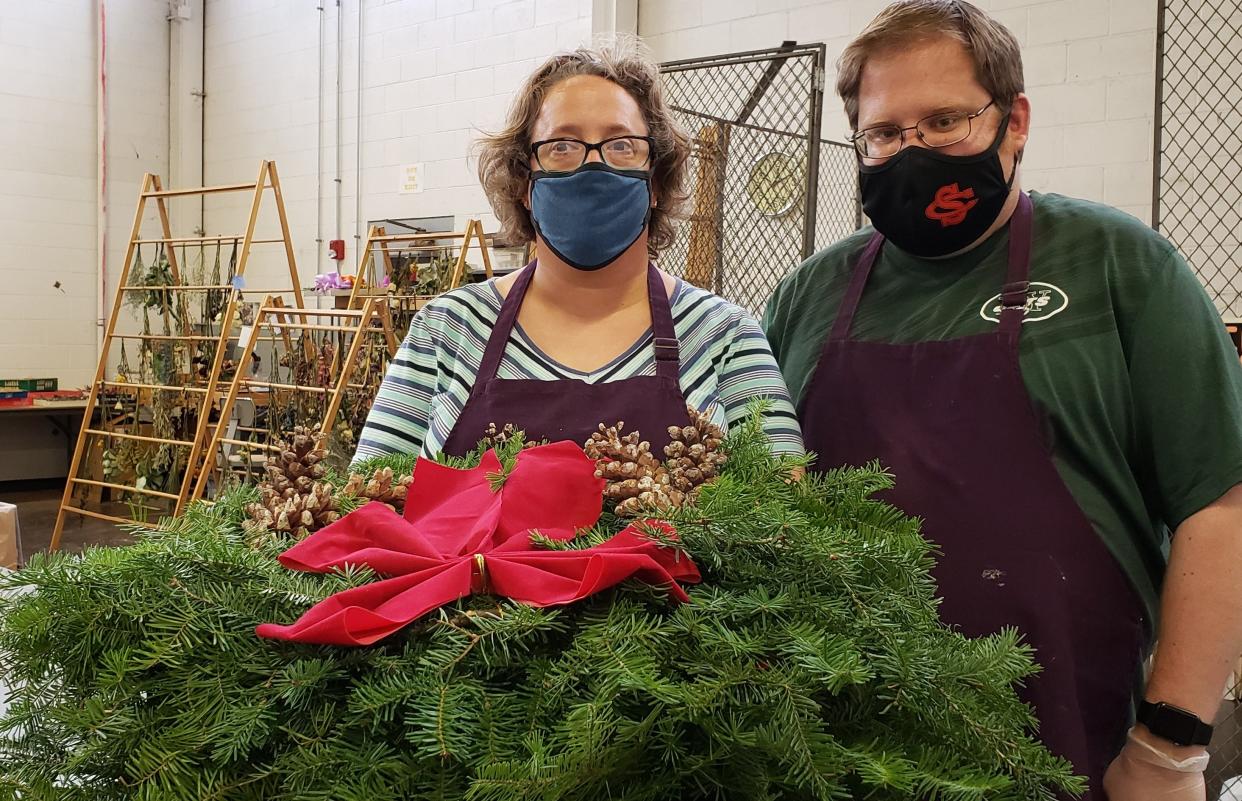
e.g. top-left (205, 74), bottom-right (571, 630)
top-left (342, 466), bottom-right (412, 514)
top-left (586, 408), bottom-right (727, 517)
top-left (264, 426), bottom-right (329, 495)
top-left (614, 480), bottom-right (687, 517)
top-left (480, 422), bottom-right (541, 451)
top-left (588, 421), bottom-right (694, 517)
top-left (585, 422), bottom-right (664, 477)
top-left (481, 422), bottom-right (519, 450)
top-left (244, 480), bottom-right (339, 544)
top-left (243, 427), bottom-right (340, 545)
top-left (665, 406), bottom-right (727, 493)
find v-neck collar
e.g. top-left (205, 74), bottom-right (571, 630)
top-left (487, 279), bottom-right (685, 378)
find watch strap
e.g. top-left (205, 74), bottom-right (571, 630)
top-left (1138, 700), bottom-right (1214, 747)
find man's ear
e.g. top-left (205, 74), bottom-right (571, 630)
top-left (1007, 93), bottom-right (1031, 154)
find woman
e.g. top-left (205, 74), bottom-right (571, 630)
top-left (353, 39), bottom-right (802, 463)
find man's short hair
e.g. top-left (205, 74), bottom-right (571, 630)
top-left (836, 0), bottom-right (1025, 129)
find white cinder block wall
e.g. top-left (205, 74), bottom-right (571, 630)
top-left (202, 0), bottom-right (594, 290)
top-left (0, 2), bottom-right (97, 387)
top-left (104, 2), bottom-right (172, 349)
top-left (0, 0), bottom-right (168, 479)
top-left (0, 0), bottom-right (168, 389)
top-left (639, 0), bottom-right (1158, 224)
top-left (0, 0), bottom-right (1182, 397)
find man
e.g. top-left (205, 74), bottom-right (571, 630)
top-left (762, 2), bottom-right (1242, 798)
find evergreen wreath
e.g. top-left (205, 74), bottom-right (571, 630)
top-left (0, 407), bottom-right (1079, 800)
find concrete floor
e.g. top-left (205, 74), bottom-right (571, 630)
top-left (1, 480), bottom-right (134, 558)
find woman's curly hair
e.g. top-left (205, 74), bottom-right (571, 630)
top-left (475, 36), bottom-right (691, 256)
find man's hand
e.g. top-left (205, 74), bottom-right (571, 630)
top-left (1102, 727), bottom-right (1208, 801)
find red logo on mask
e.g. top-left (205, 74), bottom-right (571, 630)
top-left (925, 183), bottom-right (979, 227)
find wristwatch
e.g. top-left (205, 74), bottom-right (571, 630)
top-left (1137, 700), bottom-right (1214, 747)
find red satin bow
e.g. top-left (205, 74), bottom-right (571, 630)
top-left (256, 440), bottom-right (700, 646)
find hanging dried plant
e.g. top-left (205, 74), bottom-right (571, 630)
top-left (123, 246), bottom-right (147, 314)
top-left (116, 341), bottom-right (132, 382)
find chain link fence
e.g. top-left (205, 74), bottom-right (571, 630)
top-left (659, 43), bottom-right (860, 316)
top-left (1155, 3), bottom-right (1242, 795)
top-left (1154, 0), bottom-right (1242, 319)
top-left (1212, 682), bottom-right (1242, 801)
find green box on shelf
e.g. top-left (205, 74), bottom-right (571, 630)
top-left (0, 378), bottom-right (57, 392)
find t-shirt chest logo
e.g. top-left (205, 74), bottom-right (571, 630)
top-left (925, 183), bottom-right (979, 227)
top-left (979, 282), bottom-right (1070, 323)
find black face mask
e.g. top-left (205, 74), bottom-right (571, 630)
top-left (858, 113), bottom-right (1017, 258)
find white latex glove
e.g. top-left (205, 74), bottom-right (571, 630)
top-left (1102, 728), bottom-right (1208, 801)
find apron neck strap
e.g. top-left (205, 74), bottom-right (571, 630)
top-left (477, 261), bottom-right (681, 383)
top-left (997, 191), bottom-right (1034, 335)
top-left (830, 191), bottom-right (1035, 341)
top-left (829, 232), bottom-right (885, 342)
top-left (647, 263), bottom-right (681, 380)
top-left (477, 260), bottom-right (536, 382)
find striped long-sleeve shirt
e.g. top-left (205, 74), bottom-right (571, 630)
top-left (352, 278), bottom-right (804, 463)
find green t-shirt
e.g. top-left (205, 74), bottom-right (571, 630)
top-left (763, 191), bottom-right (1242, 624)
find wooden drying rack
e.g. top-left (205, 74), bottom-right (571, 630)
top-left (188, 298), bottom-right (399, 503)
top-left (345, 218), bottom-right (495, 310)
top-left (50, 161), bottom-right (305, 550)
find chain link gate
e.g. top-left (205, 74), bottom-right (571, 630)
top-left (1154, 2), bottom-right (1242, 796)
top-left (658, 43), bottom-right (860, 316)
top-left (1154, 0), bottom-right (1242, 319)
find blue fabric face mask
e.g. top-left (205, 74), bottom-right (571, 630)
top-left (529, 162), bottom-right (652, 271)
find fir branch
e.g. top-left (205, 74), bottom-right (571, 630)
top-left (0, 418), bottom-right (1081, 801)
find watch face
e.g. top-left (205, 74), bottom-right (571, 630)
top-left (1144, 702), bottom-right (1210, 746)
top-left (1158, 706), bottom-right (1200, 746)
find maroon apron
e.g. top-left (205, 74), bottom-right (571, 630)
top-left (441, 261), bottom-right (693, 458)
top-left (798, 194), bottom-right (1147, 797)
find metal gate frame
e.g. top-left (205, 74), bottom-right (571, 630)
top-left (658, 42), bottom-right (860, 314)
top-left (662, 42), bottom-right (826, 262)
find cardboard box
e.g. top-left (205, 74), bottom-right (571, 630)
top-left (0, 502), bottom-right (20, 570)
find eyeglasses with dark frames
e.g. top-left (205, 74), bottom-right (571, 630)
top-left (530, 135), bottom-right (655, 172)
